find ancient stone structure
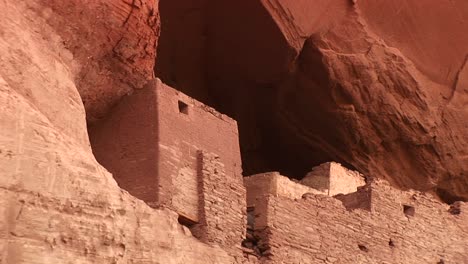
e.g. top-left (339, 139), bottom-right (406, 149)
top-left (192, 152), bottom-right (246, 252)
top-left (88, 77), bottom-right (468, 263)
top-left (155, 0), bottom-right (468, 201)
top-left (89, 80), bottom-right (245, 250)
top-left (301, 162), bottom-right (366, 195)
top-left (245, 171), bottom-right (468, 264)
top-left (1, 1), bottom-right (468, 264)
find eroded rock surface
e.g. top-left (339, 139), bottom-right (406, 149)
top-left (155, 0), bottom-right (468, 201)
top-left (1, 0), bottom-right (467, 263)
top-left (36, 0), bottom-right (160, 121)
top-left (0, 1), bottom-right (238, 263)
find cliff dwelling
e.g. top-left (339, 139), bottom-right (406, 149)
top-left (152, 0), bottom-right (468, 205)
top-left (87, 79), bottom-right (467, 263)
top-left (2, 1), bottom-right (468, 264)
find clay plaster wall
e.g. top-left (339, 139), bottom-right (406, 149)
top-left (250, 179), bottom-right (468, 264)
top-left (89, 79), bottom-right (242, 223)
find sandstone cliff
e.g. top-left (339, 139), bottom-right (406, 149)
top-left (1, 0), bottom-right (467, 263)
top-left (0, 1), bottom-right (238, 263)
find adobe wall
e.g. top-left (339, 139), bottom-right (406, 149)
top-left (251, 179), bottom-right (468, 264)
top-left (89, 79), bottom-right (243, 224)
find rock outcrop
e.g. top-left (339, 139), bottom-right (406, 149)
top-left (155, 0), bottom-right (468, 201)
top-left (36, 0), bottom-right (160, 122)
top-left (0, 1), bottom-right (238, 263)
top-left (1, 0), bottom-right (467, 263)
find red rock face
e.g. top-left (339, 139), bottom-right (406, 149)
top-left (358, 0), bottom-right (468, 85)
top-left (155, 0), bottom-right (468, 201)
top-left (2, 1), bottom-right (468, 263)
top-left (0, 1), bottom-right (238, 263)
top-left (37, 0), bottom-right (160, 121)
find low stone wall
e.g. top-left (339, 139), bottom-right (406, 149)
top-left (301, 162), bottom-right (365, 196)
top-left (245, 172), bottom-right (325, 207)
top-left (255, 180), bottom-right (468, 263)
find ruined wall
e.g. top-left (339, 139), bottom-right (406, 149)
top-left (2, 1), bottom-right (467, 263)
top-left (0, 2), bottom-right (242, 263)
top-left (191, 152), bottom-right (246, 257)
top-left (89, 82), bottom-right (159, 204)
top-left (154, 0), bottom-right (468, 200)
top-left (89, 79), bottom-right (242, 223)
top-left (244, 163), bottom-right (364, 209)
top-left (301, 162), bottom-right (366, 196)
top-left (252, 180), bottom-right (468, 264)
top-left (245, 172), bottom-right (324, 207)
top-left (155, 81), bottom-right (242, 215)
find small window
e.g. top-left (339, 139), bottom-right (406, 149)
top-left (178, 100), bottom-right (188, 114)
top-left (403, 205), bottom-right (415, 217)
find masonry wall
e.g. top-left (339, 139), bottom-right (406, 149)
top-left (245, 172), bottom-right (325, 207)
top-left (192, 151), bottom-right (246, 254)
top-left (89, 82), bottom-right (159, 203)
top-left (155, 80), bottom-right (243, 220)
top-left (253, 180), bottom-right (468, 264)
top-left (301, 162), bottom-right (365, 196)
top-left (89, 79), bottom-right (243, 224)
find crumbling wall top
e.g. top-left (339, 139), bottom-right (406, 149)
top-left (155, 78), bottom-right (238, 125)
top-left (301, 162), bottom-right (365, 196)
top-left (244, 172), bottom-right (324, 207)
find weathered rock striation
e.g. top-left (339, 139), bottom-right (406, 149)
top-left (1, 0), bottom-right (467, 263)
top-left (36, 0), bottom-right (160, 122)
top-left (0, 1), bottom-right (238, 263)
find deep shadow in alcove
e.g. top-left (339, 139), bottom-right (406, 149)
top-left (154, 0), bottom-right (354, 179)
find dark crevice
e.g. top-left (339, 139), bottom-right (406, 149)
top-left (242, 207), bottom-right (262, 257)
top-left (448, 201), bottom-right (462, 215)
top-left (358, 244), bottom-right (369, 252)
top-left (178, 215), bottom-right (197, 228)
top-left (436, 188), bottom-right (466, 204)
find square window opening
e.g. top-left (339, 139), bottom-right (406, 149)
top-left (178, 100), bottom-right (189, 114)
top-left (403, 205), bottom-right (415, 217)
